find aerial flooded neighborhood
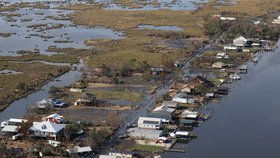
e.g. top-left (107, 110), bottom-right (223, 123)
top-left (0, 0), bottom-right (279, 157)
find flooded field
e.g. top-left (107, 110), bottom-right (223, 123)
top-left (96, 0), bottom-right (208, 10)
top-left (0, 7), bottom-right (123, 56)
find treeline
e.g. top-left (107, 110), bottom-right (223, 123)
top-left (204, 17), bottom-right (280, 42)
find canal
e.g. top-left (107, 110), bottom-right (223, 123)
top-left (163, 40), bottom-right (280, 158)
top-left (0, 60), bottom-right (83, 122)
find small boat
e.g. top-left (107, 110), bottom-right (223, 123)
top-left (252, 57), bottom-right (258, 63)
top-left (1, 120), bottom-right (8, 128)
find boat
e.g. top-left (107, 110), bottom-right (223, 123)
top-left (1, 120), bottom-right (8, 128)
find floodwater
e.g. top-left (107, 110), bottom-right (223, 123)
top-left (0, 7), bottom-right (123, 56)
top-left (163, 40), bottom-right (280, 158)
top-left (96, 0), bottom-right (208, 10)
top-left (0, 59), bottom-right (84, 122)
top-left (138, 25), bottom-right (183, 31)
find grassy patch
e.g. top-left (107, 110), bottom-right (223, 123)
top-left (87, 89), bottom-right (143, 102)
top-left (133, 144), bottom-right (164, 152)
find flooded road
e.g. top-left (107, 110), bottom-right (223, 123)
top-left (163, 41), bottom-right (280, 158)
top-left (0, 60), bottom-right (84, 122)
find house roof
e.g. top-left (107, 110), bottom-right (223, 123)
top-left (193, 75), bottom-right (215, 87)
top-left (173, 92), bottom-right (188, 99)
top-left (175, 131), bottom-right (189, 136)
top-left (46, 113), bottom-right (64, 123)
top-left (128, 127), bottom-right (163, 140)
top-left (46, 113), bottom-right (63, 119)
top-left (138, 117), bottom-right (162, 126)
top-left (153, 105), bottom-right (175, 113)
top-left (162, 101), bottom-right (178, 108)
top-left (2, 125), bottom-right (20, 133)
top-left (233, 36), bottom-right (247, 42)
top-left (30, 121), bottom-right (65, 133)
top-left (9, 118), bottom-right (28, 124)
top-left (181, 110), bottom-right (198, 118)
top-left (68, 146), bottom-right (92, 154)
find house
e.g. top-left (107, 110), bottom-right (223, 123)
top-left (45, 113), bottom-right (64, 124)
top-left (220, 16), bottom-right (236, 21)
top-left (188, 75), bottom-right (215, 88)
top-left (233, 36), bottom-right (248, 47)
top-left (182, 75), bottom-right (214, 94)
top-left (29, 121), bottom-right (66, 140)
top-left (170, 130), bottom-right (190, 139)
top-left (137, 117), bottom-right (162, 129)
top-left (8, 118), bottom-right (28, 125)
top-left (144, 112), bottom-right (173, 124)
top-left (181, 110), bottom-right (199, 119)
top-left (224, 45), bottom-right (237, 51)
top-left (153, 104), bottom-right (175, 113)
top-left (48, 140), bottom-right (61, 147)
top-left (172, 92), bottom-right (195, 104)
top-left (128, 127), bottom-right (163, 140)
top-left (67, 146), bottom-right (93, 156)
top-left (238, 65), bottom-right (248, 74)
top-left (2, 125), bottom-right (20, 133)
top-left (216, 52), bottom-right (227, 59)
top-left (75, 92), bottom-right (96, 106)
top-left (212, 62), bottom-right (225, 69)
top-left (162, 101), bottom-right (178, 109)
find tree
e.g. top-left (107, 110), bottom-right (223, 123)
top-left (86, 128), bottom-right (109, 149)
top-left (64, 123), bottom-right (82, 141)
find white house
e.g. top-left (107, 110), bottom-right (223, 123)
top-left (220, 16), bottom-right (236, 21)
top-left (233, 36), bottom-right (248, 47)
top-left (29, 121), bottom-right (66, 140)
top-left (172, 93), bottom-right (195, 104)
top-left (181, 110), bottom-right (199, 119)
top-left (67, 146), bottom-right (92, 155)
top-left (224, 45), bottom-right (237, 51)
top-left (137, 117), bottom-right (162, 129)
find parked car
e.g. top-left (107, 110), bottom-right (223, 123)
top-left (49, 99), bottom-right (68, 108)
